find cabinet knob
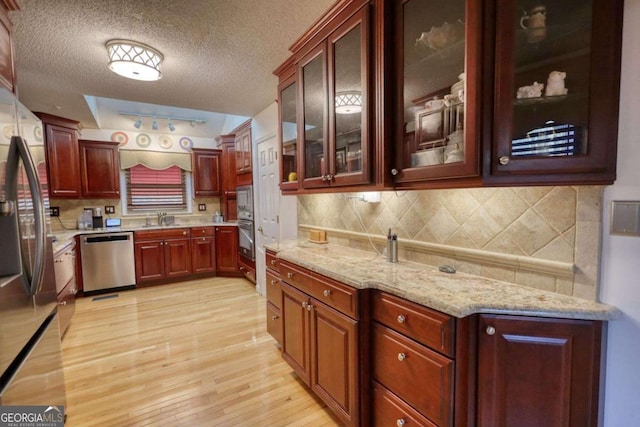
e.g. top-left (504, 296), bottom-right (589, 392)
top-left (397, 314), bottom-right (406, 324)
top-left (396, 419), bottom-right (406, 427)
top-left (486, 326), bottom-right (496, 336)
top-left (201, 230), bottom-right (205, 234)
top-left (391, 168), bottom-right (399, 176)
top-left (270, 280), bottom-right (276, 286)
top-left (307, 303), bottom-right (313, 312)
top-left (287, 272), bottom-right (293, 279)
top-left (397, 352), bottom-right (406, 361)
top-left (321, 175), bottom-right (328, 182)
top-left (270, 259), bottom-right (277, 266)
top-left (499, 156), bottom-right (510, 165)
top-left (202, 237), bottom-right (206, 241)
top-left (183, 231), bottom-right (187, 236)
top-left (302, 301), bottom-right (307, 309)
top-left (271, 315), bottom-right (279, 320)
top-left (59, 301), bottom-right (67, 306)
top-left (323, 289), bottom-right (331, 297)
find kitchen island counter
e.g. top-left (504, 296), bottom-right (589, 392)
top-left (268, 240), bottom-right (618, 321)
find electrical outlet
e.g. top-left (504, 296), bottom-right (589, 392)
top-left (50, 206), bottom-right (60, 217)
top-left (198, 204), bottom-right (206, 211)
top-left (105, 205), bottom-right (115, 214)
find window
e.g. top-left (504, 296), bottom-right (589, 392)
top-left (125, 164), bottom-right (188, 211)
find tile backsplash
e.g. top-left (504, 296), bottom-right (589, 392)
top-left (298, 186), bottom-right (604, 301)
top-left (49, 197), bottom-right (222, 230)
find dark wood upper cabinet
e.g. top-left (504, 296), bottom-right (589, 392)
top-left (484, 0), bottom-right (624, 185)
top-left (298, 4), bottom-right (371, 190)
top-left (79, 140), bottom-right (120, 198)
top-left (274, 0), bottom-right (623, 193)
top-left (0, 1), bottom-right (18, 94)
top-left (38, 113), bottom-right (82, 198)
top-left (192, 148), bottom-right (222, 197)
top-left (393, 0), bottom-right (482, 186)
top-left (233, 119), bottom-right (253, 184)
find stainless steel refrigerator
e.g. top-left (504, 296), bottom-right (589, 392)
top-left (0, 87), bottom-right (66, 406)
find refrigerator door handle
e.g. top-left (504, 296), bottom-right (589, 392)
top-left (5, 136), bottom-right (46, 296)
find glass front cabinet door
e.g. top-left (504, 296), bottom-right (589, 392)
top-left (278, 70), bottom-right (298, 192)
top-left (394, 0), bottom-right (482, 185)
top-left (298, 6), bottom-right (371, 189)
top-left (489, 0), bottom-right (623, 183)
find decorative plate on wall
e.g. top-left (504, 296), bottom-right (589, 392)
top-left (111, 131), bottom-right (129, 145)
top-left (136, 133), bottom-right (151, 148)
top-left (34, 125), bottom-right (43, 142)
top-left (3, 125), bottom-right (13, 141)
top-left (179, 137), bottom-right (193, 151)
top-left (159, 135), bottom-right (173, 149)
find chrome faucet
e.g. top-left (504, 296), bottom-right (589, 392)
top-left (157, 211), bottom-right (167, 225)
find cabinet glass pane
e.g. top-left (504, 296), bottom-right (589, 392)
top-left (334, 24), bottom-right (362, 175)
top-left (510, 0), bottom-right (592, 157)
top-left (403, 0), bottom-right (466, 168)
top-left (280, 83), bottom-right (297, 183)
top-left (303, 55), bottom-right (325, 180)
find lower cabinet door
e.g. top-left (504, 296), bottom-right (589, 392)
top-left (266, 301), bottom-right (282, 346)
top-left (191, 236), bottom-right (215, 274)
top-left (373, 323), bottom-right (453, 427)
top-left (164, 238), bottom-right (192, 278)
top-left (134, 240), bottom-right (165, 283)
top-left (281, 282), bottom-right (311, 384)
top-left (372, 381), bottom-right (438, 427)
top-left (477, 314), bottom-right (602, 427)
top-left (311, 300), bottom-right (359, 427)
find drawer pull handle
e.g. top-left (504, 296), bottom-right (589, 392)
top-left (323, 289), bottom-right (331, 297)
top-left (397, 314), bottom-right (406, 324)
top-left (396, 419), bottom-right (406, 427)
top-left (397, 352), bottom-right (406, 361)
top-left (270, 260), bottom-right (277, 265)
top-left (486, 326), bottom-right (496, 336)
top-left (287, 272), bottom-right (293, 279)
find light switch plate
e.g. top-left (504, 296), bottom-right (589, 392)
top-left (611, 201), bottom-right (640, 236)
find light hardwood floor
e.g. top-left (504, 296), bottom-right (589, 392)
top-left (61, 278), bottom-right (341, 426)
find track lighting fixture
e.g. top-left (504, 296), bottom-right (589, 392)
top-left (120, 112), bottom-right (206, 131)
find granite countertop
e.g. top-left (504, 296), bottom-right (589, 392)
top-left (269, 240), bottom-right (619, 321)
top-left (52, 221), bottom-right (237, 255)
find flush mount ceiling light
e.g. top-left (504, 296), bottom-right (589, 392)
top-left (106, 39), bottom-right (164, 81)
top-left (335, 91), bottom-right (362, 114)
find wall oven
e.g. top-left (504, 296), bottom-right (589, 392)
top-left (237, 219), bottom-right (255, 261)
top-left (236, 185), bottom-right (254, 261)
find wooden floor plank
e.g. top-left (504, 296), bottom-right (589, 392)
top-left (61, 278), bottom-right (341, 426)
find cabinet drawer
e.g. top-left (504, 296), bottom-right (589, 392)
top-left (266, 302), bottom-right (282, 346)
top-left (279, 260), bottom-right (314, 294)
top-left (266, 270), bottom-right (282, 309)
top-left (134, 228), bottom-right (191, 240)
top-left (373, 324), bottom-right (453, 427)
top-left (191, 226), bottom-right (214, 237)
top-left (266, 249), bottom-right (279, 273)
top-left (310, 273), bottom-right (358, 319)
top-left (373, 381), bottom-right (438, 427)
top-left (373, 291), bottom-right (454, 357)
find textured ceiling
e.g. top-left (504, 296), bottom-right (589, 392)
top-left (9, 0), bottom-right (334, 133)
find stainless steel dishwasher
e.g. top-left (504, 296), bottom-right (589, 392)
top-left (80, 232), bottom-right (136, 293)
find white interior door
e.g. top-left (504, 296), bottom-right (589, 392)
top-left (255, 136), bottom-right (280, 295)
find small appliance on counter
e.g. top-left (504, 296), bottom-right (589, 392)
top-left (92, 207), bottom-right (103, 229)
